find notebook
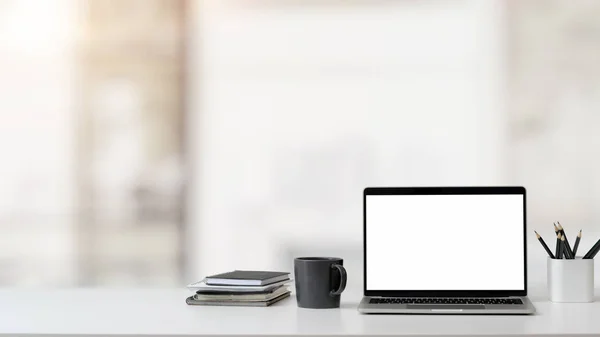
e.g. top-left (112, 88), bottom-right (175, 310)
top-left (205, 270), bottom-right (290, 286)
top-left (195, 280), bottom-right (291, 295)
top-left (187, 279), bottom-right (291, 293)
top-left (194, 285), bottom-right (289, 301)
top-left (186, 292), bottom-right (291, 307)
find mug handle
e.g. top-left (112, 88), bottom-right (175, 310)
top-left (330, 264), bottom-right (347, 296)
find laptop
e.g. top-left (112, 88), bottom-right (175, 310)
top-left (358, 186), bottom-right (535, 314)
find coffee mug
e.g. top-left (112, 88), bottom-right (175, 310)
top-left (294, 257), bottom-right (347, 308)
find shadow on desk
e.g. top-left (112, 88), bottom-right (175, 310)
top-left (340, 302), bottom-right (360, 310)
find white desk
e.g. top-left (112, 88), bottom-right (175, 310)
top-left (0, 288), bottom-right (599, 337)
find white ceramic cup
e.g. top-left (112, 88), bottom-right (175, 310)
top-left (547, 257), bottom-right (594, 303)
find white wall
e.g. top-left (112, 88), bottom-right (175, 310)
top-left (0, 0), bottom-right (76, 285)
top-left (187, 0), bottom-right (506, 290)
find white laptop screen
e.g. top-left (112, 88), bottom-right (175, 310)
top-left (366, 194), bottom-right (525, 291)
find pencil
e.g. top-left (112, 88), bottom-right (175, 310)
top-left (586, 244), bottom-right (600, 259)
top-left (557, 232), bottom-right (563, 259)
top-left (573, 230), bottom-right (582, 256)
top-left (557, 222), bottom-right (574, 258)
top-left (535, 231), bottom-right (555, 259)
top-left (561, 235), bottom-right (573, 259)
top-left (554, 223), bottom-right (560, 258)
top-left (583, 238), bottom-right (600, 259)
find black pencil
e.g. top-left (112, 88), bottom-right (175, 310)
top-left (586, 244), bottom-right (600, 259)
top-left (561, 235), bottom-right (573, 259)
top-left (557, 232), bottom-right (563, 259)
top-left (554, 223), bottom-right (560, 258)
top-left (535, 231), bottom-right (555, 259)
top-left (557, 222), bottom-right (574, 258)
top-left (584, 238), bottom-right (600, 259)
top-left (573, 230), bottom-right (582, 256)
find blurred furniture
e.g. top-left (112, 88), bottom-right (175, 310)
top-left (76, 0), bottom-right (186, 286)
top-left (0, 288), bottom-right (599, 336)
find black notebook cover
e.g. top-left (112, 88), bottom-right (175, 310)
top-left (207, 270), bottom-right (289, 281)
top-left (205, 270), bottom-right (290, 286)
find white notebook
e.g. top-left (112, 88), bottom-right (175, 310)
top-left (187, 279), bottom-right (292, 293)
top-left (194, 286), bottom-right (290, 302)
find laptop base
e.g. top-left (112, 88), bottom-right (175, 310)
top-left (358, 296), bottom-right (536, 315)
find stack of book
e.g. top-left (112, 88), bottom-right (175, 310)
top-left (186, 270), bottom-right (292, 307)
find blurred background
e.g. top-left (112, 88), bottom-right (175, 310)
top-left (1, 0), bottom-right (599, 290)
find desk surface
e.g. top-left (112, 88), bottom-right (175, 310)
top-left (0, 288), bottom-right (598, 337)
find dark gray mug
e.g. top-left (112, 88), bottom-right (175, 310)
top-left (294, 257), bottom-right (347, 309)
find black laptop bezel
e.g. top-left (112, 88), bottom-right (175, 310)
top-left (363, 186), bottom-right (527, 298)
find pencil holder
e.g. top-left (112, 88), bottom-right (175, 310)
top-left (547, 257), bottom-right (594, 303)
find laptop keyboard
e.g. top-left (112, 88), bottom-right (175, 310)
top-left (369, 298), bottom-right (523, 305)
